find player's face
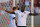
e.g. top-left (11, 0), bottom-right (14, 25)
top-left (21, 7), bottom-right (25, 12)
top-left (13, 9), bottom-right (17, 11)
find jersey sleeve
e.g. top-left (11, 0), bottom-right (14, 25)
top-left (14, 10), bottom-right (20, 14)
top-left (12, 14), bottom-right (16, 18)
top-left (12, 14), bottom-right (16, 19)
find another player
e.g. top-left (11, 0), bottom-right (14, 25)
top-left (5, 9), bottom-right (17, 27)
top-left (13, 6), bottom-right (30, 27)
top-left (9, 14), bottom-right (17, 27)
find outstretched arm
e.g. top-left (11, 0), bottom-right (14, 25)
top-left (26, 11), bottom-right (38, 16)
top-left (5, 10), bottom-right (15, 14)
top-left (27, 11), bottom-right (40, 16)
top-left (5, 10), bottom-right (12, 13)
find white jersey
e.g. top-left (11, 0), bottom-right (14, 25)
top-left (14, 10), bottom-right (30, 26)
top-left (9, 14), bottom-right (16, 27)
top-left (14, 10), bottom-right (21, 14)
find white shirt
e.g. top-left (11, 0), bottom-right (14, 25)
top-left (14, 10), bottom-right (30, 26)
top-left (34, 8), bottom-right (39, 13)
top-left (14, 10), bottom-right (21, 14)
top-left (38, 9), bottom-right (40, 13)
top-left (9, 14), bottom-right (16, 27)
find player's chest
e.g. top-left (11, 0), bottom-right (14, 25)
top-left (18, 12), bottom-right (27, 17)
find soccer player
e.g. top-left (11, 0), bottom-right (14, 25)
top-left (5, 9), bottom-right (17, 27)
top-left (9, 14), bottom-right (17, 27)
top-left (14, 6), bottom-right (30, 27)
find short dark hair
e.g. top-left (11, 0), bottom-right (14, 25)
top-left (21, 5), bottom-right (25, 12)
top-left (13, 7), bottom-right (17, 10)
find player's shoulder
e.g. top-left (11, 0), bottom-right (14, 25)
top-left (9, 14), bottom-right (15, 16)
top-left (9, 14), bottom-right (16, 17)
top-left (24, 11), bottom-right (29, 12)
top-left (16, 10), bottom-right (21, 13)
top-left (24, 11), bottom-right (30, 13)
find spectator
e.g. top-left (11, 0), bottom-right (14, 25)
top-left (38, 8), bottom-right (40, 13)
top-left (26, 5), bottom-right (31, 12)
top-left (34, 7), bottom-right (39, 13)
top-left (25, 0), bottom-right (29, 6)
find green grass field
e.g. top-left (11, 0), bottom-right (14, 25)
top-left (34, 25), bottom-right (40, 27)
top-left (27, 25), bottom-right (40, 27)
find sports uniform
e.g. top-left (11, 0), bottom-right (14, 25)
top-left (14, 10), bottom-right (30, 27)
top-left (9, 14), bottom-right (16, 27)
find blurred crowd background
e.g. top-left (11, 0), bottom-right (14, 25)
top-left (0, 0), bottom-right (31, 14)
top-left (34, 0), bottom-right (40, 13)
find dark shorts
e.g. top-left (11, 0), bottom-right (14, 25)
top-left (17, 26), bottom-right (27, 27)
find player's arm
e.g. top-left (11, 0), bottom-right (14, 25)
top-left (28, 11), bottom-right (38, 16)
top-left (26, 11), bottom-right (38, 16)
top-left (5, 10), bottom-right (14, 14)
top-left (13, 17), bottom-right (17, 26)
